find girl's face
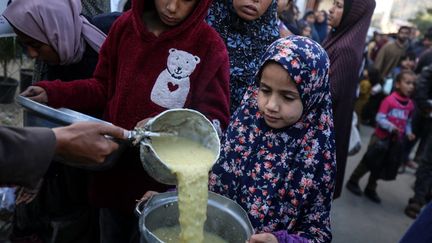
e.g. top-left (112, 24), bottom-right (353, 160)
top-left (396, 74), bottom-right (416, 97)
top-left (258, 62), bottom-right (303, 129)
top-left (15, 29), bottom-right (60, 65)
top-left (302, 26), bottom-right (312, 37)
top-left (155, 0), bottom-right (198, 26)
top-left (315, 10), bottom-right (326, 23)
top-left (328, 0), bottom-right (344, 28)
top-left (233, 0), bottom-right (272, 21)
top-left (401, 58), bottom-right (415, 70)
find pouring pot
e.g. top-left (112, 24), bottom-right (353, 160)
top-left (139, 109), bottom-right (220, 185)
top-left (135, 191), bottom-right (254, 243)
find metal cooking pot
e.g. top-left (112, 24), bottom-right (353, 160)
top-left (135, 191), bottom-right (254, 243)
top-left (139, 109), bottom-right (220, 185)
top-left (16, 95), bottom-right (125, 170)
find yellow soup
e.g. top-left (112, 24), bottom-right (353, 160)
top-left (153, 226), bottom-right (227, 243)
top-left (151, 136), bottom-right (218, 243)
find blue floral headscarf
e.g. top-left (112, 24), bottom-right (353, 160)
top-left (206, 0), bottom-right (279, 112)
top-left (209, 36), bottom-right (336, 242)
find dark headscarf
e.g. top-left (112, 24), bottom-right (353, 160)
top-left (314, 11), bottom-right (328, 43)
top-left (322, 0), bottom-right (376, 198)
top-left (206, 0), bottom-right (279, 112)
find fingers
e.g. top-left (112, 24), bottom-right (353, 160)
top-left (136, 118), bottom-right (151, 128)
top-left (21, 86), bottom-right (48, 103)
top-left (99, 123), bottom-right (128, 140)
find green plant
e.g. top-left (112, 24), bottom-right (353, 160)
top-left (0, 36), bottom-right (17, 80)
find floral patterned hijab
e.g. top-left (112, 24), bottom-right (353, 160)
top-left (206, 0), bottom-right (279, 112)
top-left (209, 36), bottom-right (336, 241)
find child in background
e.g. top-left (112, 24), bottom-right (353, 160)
top-left (346, 70), bottom-right (416, 204)
top-left (276, 0), bottom-right (292, 38)
top-left (210, 36), bottom-right (336, 243)
top-left (22, 0), bottom-right (230, 241)
top-left (206, 0), bottom-right (279, 113)
top-left (356, 66), bottom-right (382, 122)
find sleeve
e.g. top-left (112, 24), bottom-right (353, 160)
top-left (375, 97), bottom-right (396, 132)
top-left (0, 126), bottom-right (56, 188)
top-left (273, 230), bottom-right (310, 243)
top-left (405, 117), bottom-right (413, 135)
top-left (192, 37), bottom-right (230, 132)
top-left (373, 44), bottom-right (388, 78)
top-left (35, 18), bottom-right (122, 112)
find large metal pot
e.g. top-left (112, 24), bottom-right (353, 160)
top-left (16, 95), bottom-right (125, 170)
top-left (139, 109), bottom-right (220, 185)
top-left (135, 191), bottom-right (254, 243)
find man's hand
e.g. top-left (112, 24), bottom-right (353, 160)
top-left (52, 122), bottom-right (126, 164)
top-left (21, 86), bottom-right (48, 103)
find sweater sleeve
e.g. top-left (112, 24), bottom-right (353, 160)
top-left (0, 127), bottom-right (56, 188)
top-left (273, 231), bottom-right (310, 243)
top-left (192, 37), bottom-right (230, 132)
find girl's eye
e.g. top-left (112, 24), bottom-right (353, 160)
top-left (283, 96), bottom-right (295, 101)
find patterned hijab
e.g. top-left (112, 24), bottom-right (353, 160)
top-left (210, 36), bottom-right (336, 240)
top-left (206, 0), bottom-right (279, 110)
top-left (3, 0), bottom-right (107, 65)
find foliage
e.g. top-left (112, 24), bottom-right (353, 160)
top-left (409, 8), bottom-right (432, 35)
top-left (0, 37), bottom-right (16, 80)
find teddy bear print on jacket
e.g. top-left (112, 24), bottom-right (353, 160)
top-left (151, 48), bottom-right (201, 108)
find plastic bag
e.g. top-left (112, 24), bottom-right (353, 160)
top-left (348, 112), bottom-right (362, 156)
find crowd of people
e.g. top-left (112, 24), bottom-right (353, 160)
top-left (0, 0), bottom-right (431, 242)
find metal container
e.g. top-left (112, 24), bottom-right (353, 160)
top-left (135, 191), bottom-right (254, 243)
top-left (139, 109), bottom-right (220, 185)
top-left (16, 95), bottom-right (125, 170)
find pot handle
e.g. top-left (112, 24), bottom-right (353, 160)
top-left (134, 198), bottom-right (147, 217)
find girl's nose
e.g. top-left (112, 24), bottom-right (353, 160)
top-left (265, 95), bottom-right (279, 112)
top-left (26, 46), bottom-right (39, 59)
top-left (166, 0), bottom-right (179, 13)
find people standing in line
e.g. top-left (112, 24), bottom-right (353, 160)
top-left (322, 0), bottom-right (376, 198)
top-left (276, 0), bottom-right (293, 38)
top-left (209, 36), bottom-right (336, 243)
top-left (346, 70), bottom-right (416, 203)
top-left (206, 0), bottom-right (279, 113)
top-left (21, 0), bottom-right (231, 242)
top-left (405, 63), bottom-right (432, 219)
top-left (3, 0), bottom-right (118, 241)
top-left (374, 26), bottom-right (411, 79)
top-left (0, 122), bottom-right (126, 187)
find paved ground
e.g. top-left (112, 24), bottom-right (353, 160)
top-left (331, 124), bottom-right (417, 243)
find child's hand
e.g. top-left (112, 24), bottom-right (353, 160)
top-left (247, 233), bottom-right (278, 243)
top-left (21, 86), bottom-right (48, 103)
top-left (135, 117), bottom-right (152, 128)
top-left (391, 127), bottom-right (401, 136)
top-left (139, 190), bottom-right (159, 202)
top-left (407, 133), bottom-right (416, 141)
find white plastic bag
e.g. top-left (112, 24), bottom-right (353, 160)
top-left (348, 112), bottom-right (362, 156)
top-left (0, 187), bottom-right (16, 240)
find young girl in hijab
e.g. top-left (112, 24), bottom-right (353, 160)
top-left (210, 35), bottom-right (336, 243)
top-left (206, 0), bottom-right (279, 113)
top-left (322, 0), bottom-right (376, 198)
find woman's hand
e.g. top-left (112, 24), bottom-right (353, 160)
top-left (248, 233), bottom-right (278, 243)
top-left (21, 86), bottom-right (48, 103)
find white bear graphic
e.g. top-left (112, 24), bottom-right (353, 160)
top-left (151, 48), bottom-right (201, 108)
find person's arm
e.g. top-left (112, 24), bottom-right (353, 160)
top-left (375, 96), bottom-right (397, 133)
top-left (192, 35), bottom-right (230, 133)
top-left (0, 126), bottom-right (55, 188)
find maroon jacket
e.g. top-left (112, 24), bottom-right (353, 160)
top-left (36, 0), bottom-right (230, 212)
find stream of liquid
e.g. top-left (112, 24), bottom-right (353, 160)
top-left (151, 136), bottom-right (226, 243)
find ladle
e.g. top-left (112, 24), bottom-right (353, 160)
top-left (126, 129), bottom-right (177, 146)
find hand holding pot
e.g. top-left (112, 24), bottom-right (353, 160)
top-left (247, 233), bottom-right (278, 243)
top-left (21, 86), bottom-right (48, 103)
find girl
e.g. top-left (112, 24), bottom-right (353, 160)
top-left (206, 0), bottom-right (279, 113)
top-left (21, 0), bottom-right (230, 242)
top-left (210, 36), bottom-right (336, 243)
top-left (346, 70), bottom-right (416, 203)
top-left (322, 0), bottom-right (376, 198)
